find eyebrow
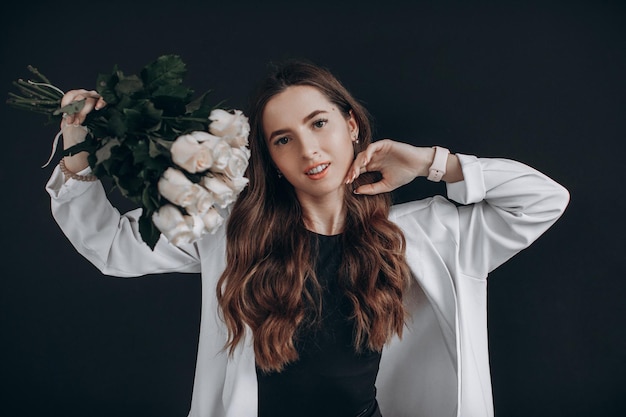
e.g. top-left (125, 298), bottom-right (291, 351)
top-left (267, 109), bottom-right (329, 141)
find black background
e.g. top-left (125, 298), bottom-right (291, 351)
top-left (1, 1), bottom-right (624, 416)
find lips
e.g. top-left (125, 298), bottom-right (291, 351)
top-left (305, 162), bottom-right (330, 179)
top-left (306, 163), bottom-right (329, 175)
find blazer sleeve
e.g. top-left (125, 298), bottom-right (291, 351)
top-left (444, 154), bottom-right (570, 277)
top-left (46, 165), bottom-right (202, 277)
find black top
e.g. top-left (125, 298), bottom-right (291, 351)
top-left (256, 232), bottom-right (382, 417)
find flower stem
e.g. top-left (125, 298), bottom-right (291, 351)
top-left (14, 80), bottom-right (52, 100)
top-left (161, 116), bottom-right (210, 123)
top-left (6, 101), bottom-right (57, 114)
top-left (8, 96), bottom-right (59, 106)
top-left (12, 80), bottom-right (63, 104)
top-left (25, 80), bottom-right (64, 99)
top-left (27, 65), bottom-right (52, 84)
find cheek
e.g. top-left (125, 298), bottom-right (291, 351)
top-left (328, 145), bottom-right (354, 178)
top-left (336, 134), bottom-right (356, 163)
top-left (343, 145), bottom-right (354, 161)
top-left (268, 148), bottom-right (294, 173)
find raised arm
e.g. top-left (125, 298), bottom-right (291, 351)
top-left (446, 154), bottom-right (569, 276)
top-left (345, 139), bottom-right (464, 194)
top-left (47, 90), bottom-right (203, 277)
top-left (348, 139), bottom-right (569, 276)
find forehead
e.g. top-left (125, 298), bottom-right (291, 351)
top-left (262, 85), bottom-right (336, 127)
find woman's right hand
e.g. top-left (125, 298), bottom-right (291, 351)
top-left (60, 89), bottom-right (106, 127)
top-left (59, 89), bottom-right (106, 177)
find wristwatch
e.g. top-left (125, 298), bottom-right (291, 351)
top-left (427, 146), bottom-right (450, 182)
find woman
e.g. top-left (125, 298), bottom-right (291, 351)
top-left (48, 60), bottom-right (569, 417)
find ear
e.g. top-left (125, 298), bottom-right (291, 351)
top-left (348, 110), bottom-right (359, 142)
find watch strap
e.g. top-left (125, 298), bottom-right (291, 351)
top-left (427, 146), bottom-right (450, 182)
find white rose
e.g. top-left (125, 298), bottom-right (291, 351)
top-left (157, 168), bottom-right (197, 207)
top-left (198, 207), bottom-right (224, 233)
top-left (216, 173), bottom-right (249, 194)
top-left (185, 185), bottom-right (215, 215)
top-left (152, 204), bottom-right (196, 246)
top-left (209, 109), bottom-right (250, 148)
top-left (190, 131), bottom-right (233, 171)
top-left (212, 146), bottom-right (249, 179)
top-left (171, 133), bottom-right (213, 173)
top-left (205, 140), bottom-right (232, 171)
top-left (188, 130), bottom-right (220, 143)
top-left (189, 214), bottom-right (209, 239)
top-left (201, 174), bottom-right (236, 208)
top-left (239, 145), bottom-right (251, 159)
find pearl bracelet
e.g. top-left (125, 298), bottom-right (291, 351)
top-left (59, 158), bottom-right (97, 182)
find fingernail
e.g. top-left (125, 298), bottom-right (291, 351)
top-left (353, 189), bottom-right (360, 195)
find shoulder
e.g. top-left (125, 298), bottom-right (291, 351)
top-left (390, 196), bottom-right (461, 244)
top-left (390, 196), bottom-right (459, 224)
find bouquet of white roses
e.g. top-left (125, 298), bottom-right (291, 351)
top-left (7, 55), bottom-right (250, 250)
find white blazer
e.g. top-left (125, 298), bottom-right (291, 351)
top-left (47, 154), bottom-right (569, 417)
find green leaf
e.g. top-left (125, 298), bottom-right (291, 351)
top-left (118, 174), bottom-right (143, 198)
top-left (54, 99), bottom-right (85, 115)
top-left (113, 176), bottom-right (130, 197)
top-left (153, 84), bottom-right (193, 100)
top-left (107, 111), bottom-right (127, 137)
top-left (116, 155), bottom-right (136, 177)
top-left (138, 211), bottom-right (161, 250)
top-left (96, 69), bottom-right (120, 105)
top-left (115, 74), bottom-right (144, 95)
top-left (151, 84), bottom-right (193, 116)
top-left (187, 91), bottom-right (214, 118)
top-left (148, 139), bottom-right (163, 157)
top-left (122, 108), bottom-right (143, 131)
top-left (141, 186), bottom-right (159, 211)
top-left (134, 146), bottom-right (168, 172)
top-left (136, 100), bottom-right (163, 129)
top-left (95, 138), bottom-right (121, 166)
top-left (141, 55), bottom-right (187, 92)
top-left (153, 138), bottom-right (173, 150)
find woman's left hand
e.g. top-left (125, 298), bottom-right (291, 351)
top-left (345, 139), bottom-right (436, 195)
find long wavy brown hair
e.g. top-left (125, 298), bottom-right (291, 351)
top-left (216, 60), bottom-right (411, 372)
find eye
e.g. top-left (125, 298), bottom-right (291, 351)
top-left (274, 136), bottom-right (290, 146)
top-left (313, 118), bottom-right (328, 129)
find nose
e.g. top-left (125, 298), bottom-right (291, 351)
top-left (299, 132), bottom-right (321, 159)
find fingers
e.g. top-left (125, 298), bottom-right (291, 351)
top-left (345, 139), bottom-right (406, 195)
top-left (60, 89), bottom-right (105, 126)
top-left (344, 140), bottom-right (387, 184)
top-left (344, 159), bottom-right (367, 184)
top-left (60, 89), bottom-right (101, 107)
top-left (353, 181), bottom-right (393, 195)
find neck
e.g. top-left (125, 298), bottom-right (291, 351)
top-left (297, 190), bottom-right (346, 236)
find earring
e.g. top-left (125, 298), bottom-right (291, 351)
top-left (353, 133), bottom-right (359, 144)
top-left (277, 169), bottom-right (283, 179)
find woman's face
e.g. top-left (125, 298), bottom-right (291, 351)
top-left (262, 85), bottom-right (358, 203)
